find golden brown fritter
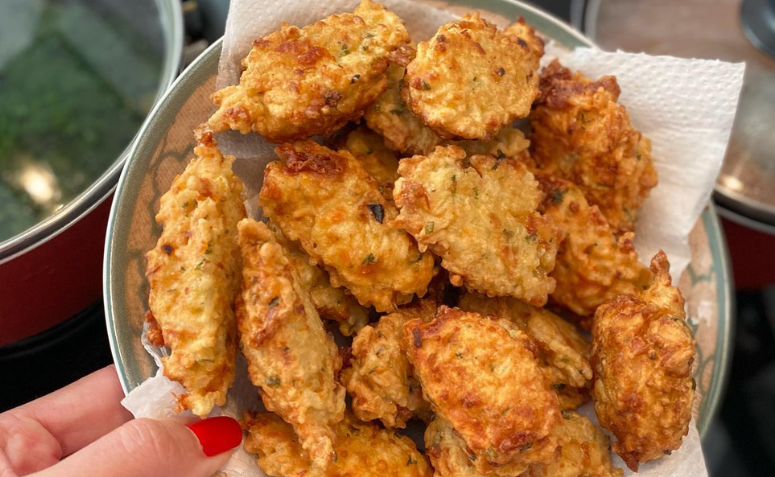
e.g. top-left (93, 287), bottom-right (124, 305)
top-left (458, 292), bottom-right (592, 410)
top-left (404, 307), bottom-right (562, 474)
top-left (426, 412), bottom-right (622, 477)
top-left (340, 299), bottom-right (436, 428)
top-left (145, 126), bottom-right (245, 417)
top-left (344, 126), bottom-right (399, 201)
top-left (451, 126), bottom-right (531, 160)
top-left (529, 60), bottom-right (658, 233)
top-left (591, 251), bottom-right (695, 471)
top-left (523, 411), bottom-right (623, 477)
top-left (537, 174), bottom-right (653, 323)
top-left (503, 17), bottom-right (545, 60)
top-left (236, 219), bottom-right (345, 469)
top-left (425, 417), bottom-right (492, 477)
top-left (364, 63), bottom-right (442, 155)
top-left (392, 145), bottom-right (561, 306)
top-left (365, 64), bottom-right (533, 157)
top-left (260, 140), bottom-right (434, 312)
top-left (243, 411), bottom-right (433, 477)
top-left (270, 223), bottom-right (370, 336)
top-left (209, 0), bottom-right (410, 143)
top-left (402, 14), bottom-right (541, 140)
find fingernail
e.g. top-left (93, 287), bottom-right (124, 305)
top-left (186, 416), bottom-right (242, 457)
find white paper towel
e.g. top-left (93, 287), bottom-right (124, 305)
top-left (123, 1), bottom-right (745, 476)
top-left (543, 44), bottom-right (745, 279)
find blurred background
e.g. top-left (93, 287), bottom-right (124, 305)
top-left (1, 1), bottom-right (774, 475)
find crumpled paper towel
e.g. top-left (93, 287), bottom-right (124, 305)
top-left (122, 0), bottom-right (745, 476)
top-left (543, 44), bottom-right (745, 279)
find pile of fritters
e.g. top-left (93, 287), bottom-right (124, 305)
top-left (146, 1), bottom-right (697, 475)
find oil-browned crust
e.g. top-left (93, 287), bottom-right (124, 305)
top-left (260, 140), bottom-right (434, 312)
top-left (243, 411), bottom-right (433, 477)
top-left (343, 126), bottom-right (399, 202)
top-left (521, 411), bottom-right (623, 477)
top-left (340, 297), bottom-right (436, 428)
top-left (144, 310), bottom-right (165, 348)
top-left (591, 251), bottom-right (696, 471)
top-left (402, 13), bottom-right (541, 140)
top-left (145, 126), bottom-right (245, 417)
top-left (236, 219), bottom-right (345, 469)
top-left (504, 17), bottom-right (545, 60)
top-left (458, 292), bottom-right (593, 411)
top-left (365, 63), bottom-right (535, 158)
top-left (426, 411), bottom-right (622, 477)
top-left (364, 62), bottom-right (444, 155)
top-left (209, 0), bottom-right (411, 143)
top-left (269, 222), bottom-right (370, 336)
top-left (529, 60), bottom-right (658, 233)
top-left (392, 145), bottom-right (561, 306)
top-left (536, 174), bottom-right (653, 322)
top-left (404, 306), bottom-right (562, 474)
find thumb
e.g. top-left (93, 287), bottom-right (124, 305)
top-left (35, 416), bottom-right (242, 477)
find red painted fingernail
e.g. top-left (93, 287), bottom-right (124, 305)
top-left (186, 416), bottom-right (242, 457)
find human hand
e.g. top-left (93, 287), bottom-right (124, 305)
top-left (0, 365), bottom-right (242, 477)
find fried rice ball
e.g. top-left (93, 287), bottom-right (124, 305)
top-left (260, 140), bottom-right (434, 312)
top-left (591, 251), bottom-right (696, 471)
top-left (402, 14), bottom-right (541, 140)
top-left (392, 145), bottom-right (561, 306)
top-left (236, 219), bottom-right (345, 468)
top-left (529, 60), bottom-right (658, 233)
top-left (244, 411), bottom-right (432, 477)
top-left (145, 125), bottom-right (245, 417)
top-left (536, 174), bottom-right (653, 324)
top-left (209, 0), bottom-right (410, 143)
top-left (458, 292), bottom-right (592, 410)
top-left (404, 307), bottom-right (562, 474)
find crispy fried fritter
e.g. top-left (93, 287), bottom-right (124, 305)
top-left (523, 411), bottom-right (623, 477)
top-left (344, 126), bottom-right (399, 201)
top-left (365, 64), bottom-right (533, 156)
top-left (260, 140), bottom-right (434, 312)
top-left (145, 126), bottom-right (244, 417)
top-left (402, 14), bottom-right (541, 140)
top-left (451, 126), bottom-right (531, 160)
top-left (340, 298), bottom-right (436, 428)
top-left (458, 292), bottom-right (592, 410)
top-left (209, 0), bottom-right (410, 143)
top-left (425, 417), bottom-right (490, 477)
top-left (503, 17), bottom-right (544, 60)
top-left (271, 223), bottom-right (369, 336)
top-left (364, 63), bottom-right (441, 155)
top-left (404, 307), bottom-right (561, 474)
top-left (243, 411), bottom-right (432, 477)
top-left (591, 251), bottom-right (695, 471)
top-left (392, 145), bottom-right (560, 306)
top-left (529, 60), bottom-right (658, 233)
top-left (427, 412), bottom-right (622, 477)
top-left (537, 174), bottom-right (653, 322)
top-left (236, 219), bottom-right (345, 468)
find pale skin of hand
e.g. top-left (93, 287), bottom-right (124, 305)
top-left (0, 365), bottom-right (234, 477)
